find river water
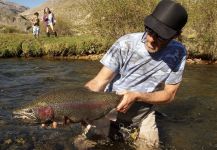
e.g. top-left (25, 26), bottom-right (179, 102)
top-left (0, 58), bottom-right (216, 150)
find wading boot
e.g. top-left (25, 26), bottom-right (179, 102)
top-left (54, 31), bottom-right (57, 37)
top-left (46, 32), bottom-right (50, 37)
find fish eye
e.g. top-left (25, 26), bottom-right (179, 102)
top-left (22, 116), bottom-right (28, 119)
top-left (26, 109), bottom-right (33, 113)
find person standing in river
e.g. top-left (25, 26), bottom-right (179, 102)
top-left (42, 7), bottom-right (57, 37)
top-left (85, 0), bottom-right (188, 149)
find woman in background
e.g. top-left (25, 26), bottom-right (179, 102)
top-left (43, 7), bottom-right (57, 37)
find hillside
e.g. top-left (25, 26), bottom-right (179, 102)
top-left (0, 0), bottom-right (30, 32)
top-left (0, 0), bottom-right (27, 13)
top-left (21, 0), bottom-right (89, 34)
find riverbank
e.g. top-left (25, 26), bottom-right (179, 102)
top-left (0, 33), bottom-right (113, 58)
top-left (186, 58), bottom-right (217, 65)
top-left (0, 33), bottom-right (217, 64)
top-left (44, 56), bottom-right (217, 64)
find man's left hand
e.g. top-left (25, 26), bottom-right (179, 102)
top-left (116, 91), bottom-right (139, 113)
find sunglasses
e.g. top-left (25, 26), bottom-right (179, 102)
top-left (145, 26), bottom-right (167, 41)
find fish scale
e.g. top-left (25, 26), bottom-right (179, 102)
top-left (13, 88), bottom-right (121, 124)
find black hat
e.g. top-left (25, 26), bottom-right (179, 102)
top-left (144, 0), bottom-right (188, 40)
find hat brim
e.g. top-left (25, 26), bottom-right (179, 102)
top-left (144, 15), bottom-right (177, 40)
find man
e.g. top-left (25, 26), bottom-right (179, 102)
top-left (85, 0), bottom-right (188, 149)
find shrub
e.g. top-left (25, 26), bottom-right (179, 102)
top-left (84, 0), bottom-right (158, 38)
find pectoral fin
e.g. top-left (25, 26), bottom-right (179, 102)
top-left (105, 108), bottom-right (117, 121)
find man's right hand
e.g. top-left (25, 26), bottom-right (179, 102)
top-left (116, 91), bottom-right (139, 113)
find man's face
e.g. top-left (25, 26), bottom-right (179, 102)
top-left (144, 27), bottom-right (172, 53)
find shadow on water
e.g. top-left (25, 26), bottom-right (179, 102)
top-left (0, 59), bottom-right (217, 149)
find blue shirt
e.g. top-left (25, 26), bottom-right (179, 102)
top-left (100, 32), bottom-right (186, 125)
top-left (101, 32), bottom-right (186, 93)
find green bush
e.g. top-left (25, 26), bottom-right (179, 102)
top-left (22, 39), bottom-right (43, 57)
top-left (0, 33), bottom-right (24, 57)
top-left (84, 0), bottom-right (158, 38)
top-left (54, 16), bottom-right (75, 36)
top-left (83, 0), bottom-right (217, 60)
top-left (181, 0), bottom-right (217, 60)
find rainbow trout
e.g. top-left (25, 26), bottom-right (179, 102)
top-left (13, 88), bottom-right (121, 124)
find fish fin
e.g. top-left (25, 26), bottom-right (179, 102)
top-left (63, 116), bottom-right (73, 125)
top-left (81, 120), bottom-right (88, 127)
top-left (155, 110), bottom-right (168, 118)
top-left (91, 117), bottom-right (111, 138)
top-left (105, 108), bottom-right (118, 122)
top-left (44, 119), bottom-right (53, 125)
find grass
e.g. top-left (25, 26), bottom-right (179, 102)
top-left (0, 33), bottom-right (113, 59)
top-left (0, 33), bottom-right (216, 62)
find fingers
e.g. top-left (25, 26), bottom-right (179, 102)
top-left (116, 96), bottom-right (132, 113)
top-left (117, 102), bottom-right (132, 113)
top-left (116, 100), bottom-right (126, 112)
top-left (116, 91), bottom-right (137, 113)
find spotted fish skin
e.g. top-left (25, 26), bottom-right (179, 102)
top-left (13, 88), bottom-right (121, 123)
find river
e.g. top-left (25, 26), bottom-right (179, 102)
top-left (0, 58), bottom-right (217, 150)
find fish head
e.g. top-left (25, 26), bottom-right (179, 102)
top-left (13, 106), bottom-right (54, 123)
top-left (13, 107), bottom-right (38, 122)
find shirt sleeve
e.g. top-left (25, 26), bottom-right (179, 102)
top-left (165, 55), bottom-right (186, 84)
top-left (100, 40), bottom-right (123, 73)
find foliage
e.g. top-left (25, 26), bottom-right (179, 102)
top-left (52, 16), bottom-right (74, 36)
top-left (22, 39), bottom-right (43, 57)
top-left (84, 0), bottom-right (159, 39)
top-left (0, 25), bottom-right (22, 33)
top-left (181, 0), bottom-right (217, 60)
top-left (0, 33), bottom-right (24, 57)
top-left (0, 33), bottom-right (112, 58)
top-left (83, 0), bottom-right (217, 60)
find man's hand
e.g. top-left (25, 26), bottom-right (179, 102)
top-left (116, 83), bottom-right (180, 113)
top-left (116, 91), bottom-right (140, 113)
top-left (117, 83), bottom-right (180, 112)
